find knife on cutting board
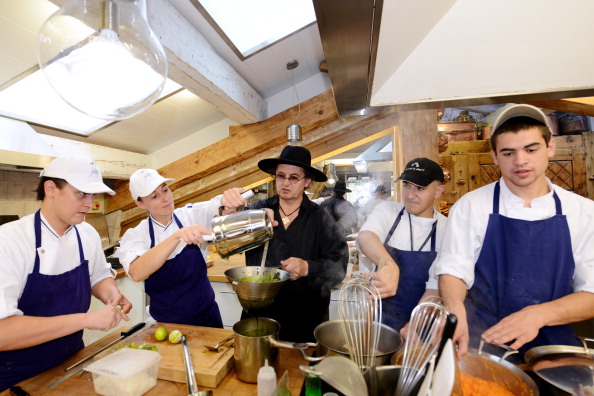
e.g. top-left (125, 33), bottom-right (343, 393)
top-left (48, 322), bottom-right (146, 388)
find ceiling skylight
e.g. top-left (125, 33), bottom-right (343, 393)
top-left (198, 0), bottom-right (316, 58)
top-left (0, 70), bottom-right (182, 136)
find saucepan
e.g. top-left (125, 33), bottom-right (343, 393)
top-left (233, 317), bottom-right (308, 383)
top-left (295, 320), bottom-right (403, 366)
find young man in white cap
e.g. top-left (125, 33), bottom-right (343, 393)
top-left (117, 169), bottom-right (246, 327)
top-left (0, 154), bottom-right (132, 391)
top-left (357, 158), bottom-right (447, 331)
top-left (436, 104), bottom-right (594, 361)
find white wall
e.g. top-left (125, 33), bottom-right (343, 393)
top-left (267, 73), bottom-right (331, 118)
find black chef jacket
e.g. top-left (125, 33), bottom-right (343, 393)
top-left (244, 194), bottom-right (349, 342)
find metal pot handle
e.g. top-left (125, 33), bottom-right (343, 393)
top-left (578, 337), bottom-right (594, 353)
top-left (267, 337), bottom-right (323, 362)
top-left (268, 337), bottom-right (312, 351)
top-left (478, 339), bottom-right (519, 362)
top-left (298, 348), bottom-right (327, 363)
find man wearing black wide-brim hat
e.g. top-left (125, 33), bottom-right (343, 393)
top-left (321, 180), bottom-right (358, 237)
top-left (227, 145), bottom-right (348, 342)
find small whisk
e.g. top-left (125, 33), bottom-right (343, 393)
top-left (395, 297), bottom-right (447, 396)
top-left (338, 276), bottom-right (382, 373)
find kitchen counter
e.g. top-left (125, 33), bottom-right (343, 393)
top-left (207, 252), bottom-right (246, 282)
top-left (113, 251), bottom-right (245, 282)
top-left (3, 325), bottom-right (306, 396)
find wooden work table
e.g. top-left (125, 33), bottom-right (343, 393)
top-left (3, 325), bottom-right (306, 396)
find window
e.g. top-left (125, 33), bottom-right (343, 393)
top-left (196, 0), bottom-right (315, 59)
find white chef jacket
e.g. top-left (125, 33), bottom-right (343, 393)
top-left (434, 178), bottom-right (594, 292)
top-left (357, 201), bottom-right (448, 289)
top-left (0, 213), bottom-right (114, 319)
top-left (118, 196), bottom-right (222, 275)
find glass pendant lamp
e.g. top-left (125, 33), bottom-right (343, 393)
top-left (37, 0), bottom-right (167, 120)
top-left (325, 163), bottom-right (338, 188)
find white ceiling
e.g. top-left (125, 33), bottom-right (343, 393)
top-left (372, 0), bottom-right (594, 107)
top-left (0, 0), bottom-right (328, 155)
top-left (3, 0), bottom-right (593, 166)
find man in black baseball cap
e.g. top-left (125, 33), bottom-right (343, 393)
top-left (357, 157), bottom-right (447, 331)
top-left (395, 157), bottom-right (445, 186)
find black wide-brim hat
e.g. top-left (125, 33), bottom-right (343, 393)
top-left (332, 180), bottom-right (351, 193)
top-left (258, 145), bottom-right (327, 182)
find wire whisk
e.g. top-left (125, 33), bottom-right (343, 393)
top-left (395, 297), bottom-right (447, 396)
top-left (338, 276), bottom-right (382, 373)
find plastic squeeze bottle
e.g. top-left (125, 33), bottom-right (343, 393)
top-left (257, 359), bottom-right (276, 396)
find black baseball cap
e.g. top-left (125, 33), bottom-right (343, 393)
top-left (395, 158), bottom-right (444, 187)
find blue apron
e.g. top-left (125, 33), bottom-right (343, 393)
top-left (382, 208), bottom-right (437, 331)
top-left (0, 210), bottom-right (91, 391)
top-left (466, 182), bottom-right (578, 358)
top-left (145, 214), bottom-right (222, 327)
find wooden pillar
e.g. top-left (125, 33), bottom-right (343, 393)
top-left (393, 109), bottom-right (439, 201)
top-left (585, 131), bottom-right (594, 199)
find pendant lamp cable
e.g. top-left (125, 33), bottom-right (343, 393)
top-left (287, 60), bottom-right (301, 124)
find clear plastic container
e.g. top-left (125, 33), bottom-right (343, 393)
top-left (85, 348), bottom-right (161, 396)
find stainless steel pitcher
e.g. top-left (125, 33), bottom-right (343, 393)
top-left (210, 209), bottom-right (274, 259)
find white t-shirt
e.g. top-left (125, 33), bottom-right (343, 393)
top-left (0, 212), bottom-right (114, 319)
top-left (357, 201), bottom-right (448, 289)
top-left (435, 178), bottom-right (594, 292)
top-left (118, 196), bottom-right (222, 275)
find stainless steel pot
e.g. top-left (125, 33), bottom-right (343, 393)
top-left (211, 209), bottom-right (273, 258)
top-left (298, 320), bottom-right (403, 365)
top-left (233, 317), bottom-right (306, 383)
top-left (458, 348), bottom-right (539, 396)
top-left (224, 266), bottom-right (290, 311)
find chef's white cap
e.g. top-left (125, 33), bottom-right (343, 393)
top-left (129, 169), bottom-right (174, 200)
top-left (492, 104), bottom-right (549, 133)
top-left (40, 154), bottom-right (115, 195)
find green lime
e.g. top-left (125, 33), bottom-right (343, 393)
top-left (169, 329), bottom-right (182, 344)
top-left (154, 327), bottom-right (168, 341)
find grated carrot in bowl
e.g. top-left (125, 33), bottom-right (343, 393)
top-left (460, 372), bottom-right (515, 396)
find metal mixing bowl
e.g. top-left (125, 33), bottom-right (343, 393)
top-left (458, 348), bottom-right (539, 396)
top-left (224, 266), bottom-right (290, 311)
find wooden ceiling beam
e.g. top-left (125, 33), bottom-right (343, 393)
top-left (106, 90), bottom-right (338, 213)
top-left (118, 110), bottom-right (400, 231)
top-left (524, 99), bottom-right (594, 117)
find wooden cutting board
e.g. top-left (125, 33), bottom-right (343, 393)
top-left (96, 322), bottom-right (234, 388)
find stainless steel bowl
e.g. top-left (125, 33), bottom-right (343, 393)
top-left (458, 348), bottom-right (539, 396)
top-left (224, 266), bottom-right (290, 311)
